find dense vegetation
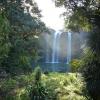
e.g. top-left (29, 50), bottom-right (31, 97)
top-left (0, 0), bottom-right (100, 100)
top-left (54, 0), bottom-right (100, 99)
top-left (0, 67), bottom-right (90, 100)
top-left (0, 0), bottom-right (48, 75)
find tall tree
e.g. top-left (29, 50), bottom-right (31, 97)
top-left (0, 0), bottom-right (48, 75)
top-left (54, 0), bottom-right (100, 99)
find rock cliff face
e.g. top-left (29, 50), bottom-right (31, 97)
top-left (38, 29), bottom-right (88, 62)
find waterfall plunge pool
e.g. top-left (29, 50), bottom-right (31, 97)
top-left (33, 62), bottom-right (70, 72)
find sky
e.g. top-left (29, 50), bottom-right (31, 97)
top-left (35, 0), bottom-right (65, 31)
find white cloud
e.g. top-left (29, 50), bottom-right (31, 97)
top-left (35, 0), bottom-right (65, 30)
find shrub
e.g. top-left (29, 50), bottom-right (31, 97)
top-left (29, 67), bottom-right (48, 100)
top-left (70, 59), bottom-right (82, 72)
top-left (81, 49), bottom-right (100, 100)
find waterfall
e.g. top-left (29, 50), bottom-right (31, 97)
top-left (51, 31), bottom-right (61, 63)
top-left (56, 33), bottom-right (61, 62)
top-left (45, 43), bottom-right (49, 63)
top-left (44, 31), bottom-right (72, 72)
top-left (45, 34), bottom-right (49, 63)
top-left (67, 32), bottom-right (72, 64)
top-left (46, 31), bottom-right (71, 64)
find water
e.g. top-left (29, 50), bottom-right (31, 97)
top-left (45, 31), bottom-right (72, 72)
top-left (45, 34), bottom-right (49, 63)
top-left (45, 31), bottom-right (72, 64)
top-left (67, 32), bottom-right (72, 64)
top-left (52, 31), bottom-right (61, 63)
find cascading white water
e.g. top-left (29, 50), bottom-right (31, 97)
top-left (67, 32), bottom-right (72, 64)
top-left (46, 31), bottom-right (71, 64)
top-left (56, 33), bottom-right (61, 62)
top-left (45, 31), bottom-right (72, 72)
top-left (51, 31), bottom-right (61, 63)
top-left (45, 34), bottom-right (49, 63)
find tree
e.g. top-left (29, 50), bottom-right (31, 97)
top-left (0, 0), bottom-right (48, 75)
top-left (0, 12), bottom-right (11, 68)
top-left (54, 0), bottom-right (100, 99)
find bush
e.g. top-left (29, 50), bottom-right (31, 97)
top-left (42, 73), bottom-right (90, 100)
top-left (29, 67), bottom-right (48, 100)
top-left (81, 49), bottom-right (100, 100)
top-left (0, 70), bottom-right (91, 100)
top-left (70, 59), bottom-right (82, 72)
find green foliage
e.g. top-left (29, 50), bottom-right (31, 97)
top-left (34, 67), bottom-right (42, 83)
top-left (54, 0), bottom-right (100, 99)
top-left (29, 67), bottom-right (48, 100)
top-left (54, 0), bottom-right (99, 32)
top-left (0, 13), bottom-right (11, 66)
top-left (66, 10), bottom-right (92, 32)
top-left (70, 59), bottom-right (82, 72)
top-left (0, 72), bottom-right (35, 100)
top-left (80, 49), bottom-right (100, 99)
top-left (0, 72), bottom-right (91, 100)
top-left (42, 73), bottom-right (90, 100)
top-left (0, 0), bottom-right (49, 75)
top-left (88, 31), bottom-right (100, 54)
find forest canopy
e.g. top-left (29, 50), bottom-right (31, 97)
top-left (0, 0), bottom-right (49, 75)
top-left (54, 0), bottom-right (100, 99)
